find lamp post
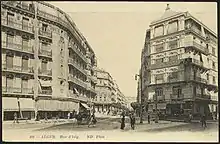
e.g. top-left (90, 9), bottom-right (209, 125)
top-left (135, 74), bottom-right (143, 124)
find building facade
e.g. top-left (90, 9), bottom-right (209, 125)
top-left (94, 68), bottom-right (127, 114)
top-left (140, 4), bottom-right (218, 119)
top-left (1, 1), bottom-right (98, 120)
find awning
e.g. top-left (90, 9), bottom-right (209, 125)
top-left (19, 98), bottom-right (35, 111)
top-left (39, 79), bottom-right (52, 87)
top-left (3, 97), bottom-right (18, 111)
top-left (81, 103), bottom-right (90, 109)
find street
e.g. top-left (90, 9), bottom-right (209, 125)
top-left (3, 117), bottom-right (219, 142)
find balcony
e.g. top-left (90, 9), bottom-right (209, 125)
top-left (2, 87), bottom-right (33, 94)
top-left (68, 74), bottom-right (87, 89)
top-left (38, 29), bottom-right (52, 39)
top-left (68, 91), bottom-right (89, 102)
top-left (195, 94), bottom-right (211, 100)
top-left (153, 95), bottom-right (165, 101)
top-left (194, 77), bottom-right (208, 84)
top-left (68, 58), bottom-right (87, 76)
top-left (1, 18), bottom-right (34, 34)
top-left (2, 41), bottom-right (34, 54)
top-left (150, 59), bottom-right (181, 69)
top-left (39, 89), bottom-right (52, 96)
top-left (185, 41), bottom-right (209, 55)
top-left (2, 1), bottom-right (35, 14)
top-left (38, 69), bottom-right (52, 77)
top-left (2, 64), bottom-right (34, 74)
top-left (170, 94), bottom-right (184, 100)
top-left (68, 43), bottom-right (87, 63)
top-left (39, 49), bottom-right (52, 58)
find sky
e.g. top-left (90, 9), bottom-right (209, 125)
top-left (49, 2), bottom-right (217, 98)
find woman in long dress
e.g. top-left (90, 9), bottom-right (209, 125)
top-left (120, 114), bottom-right (125, 130)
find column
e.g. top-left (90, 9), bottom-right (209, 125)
top-left (164, 22), bottom-right (168, 35)
top-left (150, 26), bottom-right (155, 39)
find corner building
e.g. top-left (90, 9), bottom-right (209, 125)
top-left (141, 5), bottom-right (218, 119)
top-left (1, 1), bottom-right (98, 120)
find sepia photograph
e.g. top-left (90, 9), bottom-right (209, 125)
top-left (1, 1), bottom-right (218, 142)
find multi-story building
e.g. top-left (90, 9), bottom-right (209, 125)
top-left (140, 4), bottom-right (218, 119)
top-left (1, 1), bottom-right (98, 120)
top-left (94, 68), bottom-right (126, 114)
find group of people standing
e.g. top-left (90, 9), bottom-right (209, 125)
top-left (120, 111), bottom-right (136, 130)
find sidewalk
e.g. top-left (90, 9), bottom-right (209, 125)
top-left (134, 120), bottom-right (188, 132)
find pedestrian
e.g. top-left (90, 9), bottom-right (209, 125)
top-left (88, 112), bottom-right (97, 127)
top-left (13, 112), bottom-right (19, 123)
top-left (44, 112), bottom-right (48, 121)
top-left (200, 114), bottom-right (207, 128)
top-left (188, 113), bottom-right (193, 123)
top-left (120, 113), bottom-right (125, 130)
top-left (67, 112), bottom-right (71, 120)
top-left (130, 113), bottom-right (135, 130)
top-left (148, 113), bottom-right (151, 124)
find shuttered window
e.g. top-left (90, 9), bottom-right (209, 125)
top-left (22, 58), bottom-right (28, 70)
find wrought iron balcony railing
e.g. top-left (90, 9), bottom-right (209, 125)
top-left (153, 95), bottom-right (165, 101)
top-left (39, 89), bottom-right (52, 95)
top-left (38, 29), bottom-right (52, 39)
top-left (195, 94), bottom-right (211, 100)
top-left (68, 91), bottom-right (89, 102)
top-left (2, 64), bottom-right (34, 74)
top-left (2, 87), bottom-right (33, 94)
top-left (170, 94), bottom-right (184, 100)
top-left (68, 43), bottom-right (87, 63)
top-left (68, 74), bottom-right (87, 88)
top-left (1, 18), bottom-right (34, 33)
top-left (38, 69), bottom-right (52, 76)
top-left (68, 58), bottom-right (87, 75)
top-left (150, 59), bottom-right (181, 69)
top-left (2, 41), bottom-right (34, 53)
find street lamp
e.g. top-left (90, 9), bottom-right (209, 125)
top-left (135, 74), bottom-right (143, 124)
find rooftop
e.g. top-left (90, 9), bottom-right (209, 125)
top-left (151, 4), bottom-right (184, 24)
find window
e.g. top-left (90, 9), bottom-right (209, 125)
top-left (155, 88), bottom-right (163, 96)
top-left (168, 40), bottom-right (178, 49)
top-left (173, 86), bottom-right (182, 97)
top-left (167, 21), bottom-right (178, 34)
top-left (7, 34), bottom-right (14, 44)
top-left (212, 61), bottom-right (215, 69)
top-left (155, 74), bottom-right (164, 81)
top-left (7, 12), bottom-right (14, 26)
top-left (104, 97), bottom-right (106, 101)
top-left (213, 76), bottom-right (216, 84)
top-left (155, 43), bottom-right (164, 52)
top-left (6, 55), bottom-right (13, 68)
top-left (22, 17), bottom-right (29, 30)
top-left (22, 38), bottom-right (29, 49)
top-left (22, 57), bottom-right (28, 70)
top-left (169, 55), bottom-right (178, 61)
top-left (41, 61), bottom-right (47, 72)
top-left (207, 73), bottom-right (209, 81)
top-left (6, 76), bottom-right (13, 89)
top-left (212, 47), bottom-right (215, 55)
top-left (169, 72), bottom-right (178, 80)
top-left (22, 79), bottom-right (28, 89)
top-left (155, 58), bottom-right (164, 64)
top-left (154, 25), bottom-right (164, 37)
top-left (42, 23), bottom-right (48, 31)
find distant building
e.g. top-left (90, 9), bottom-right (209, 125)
top-left (94, 68), bottom-right (126, 114)
top-left (140, 4), bottom-right (218, 119)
